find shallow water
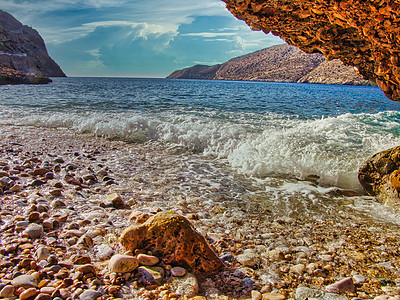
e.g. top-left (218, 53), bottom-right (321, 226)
top-left (1, 77), bottom-right (400, 225)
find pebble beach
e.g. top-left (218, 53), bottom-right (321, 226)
top-left (1, 124), bottom-right (400, 300)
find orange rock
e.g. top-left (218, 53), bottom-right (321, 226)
top-left (120, 212), bottom-right (224, 275)
top-left (390, 170), bottom-right (400, 191)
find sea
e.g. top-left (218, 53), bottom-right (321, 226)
top-left (1, 77), bottom-right (400, 225)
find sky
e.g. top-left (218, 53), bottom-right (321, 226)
top-left (0, 0), bottom-right (284, 77)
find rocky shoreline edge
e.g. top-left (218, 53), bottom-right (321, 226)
top-left (1, 125), bottom-right (400, 300)
top-left (0, 67), bottom-right (52, 85)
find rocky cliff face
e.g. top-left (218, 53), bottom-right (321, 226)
top-left (222, 0), bottom-right (400, 101)
top-left (0, 10), bottom-right (65, 82)
top-left (168, 44), bottom-right (368, 85)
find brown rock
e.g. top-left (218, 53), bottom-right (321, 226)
top-left (120, 212), bottom-right (224, 274)
top-left (76, 264), bottom-right (96, 275)
top-left (358, 146), bottom-right (400, 204)
top-left (20, 287), bottom-right (38, 300)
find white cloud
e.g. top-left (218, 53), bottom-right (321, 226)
top-left (181, 32), bottom-right (237, 38)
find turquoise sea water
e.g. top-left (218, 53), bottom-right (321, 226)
top-left (1, 77), bottom-right (400, 223)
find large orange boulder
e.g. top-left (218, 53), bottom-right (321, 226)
top-left (120, 212), bottom-right (224, 275)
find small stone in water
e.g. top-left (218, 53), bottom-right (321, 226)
top-left (109, 254), bottom-right (139, 273)
top-left (137, 253), bottom-right (159, 266)
top-left (171, 266), bottom-right (187, 277)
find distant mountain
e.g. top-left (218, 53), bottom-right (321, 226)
top-left (0, 10), bottom-right (65, 84)
top-left (167, 44), bottom-right (369, 86)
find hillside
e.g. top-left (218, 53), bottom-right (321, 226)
top-left (0, 10), bottom-right (65, 84)
top-left (167, 44), bottom-right (369, 86)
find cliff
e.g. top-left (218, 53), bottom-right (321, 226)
top-left (0, 10), bottom-right (65, 84)
top-left (167, 44), bottom-right (369, 85)
top-left (222, 0), bottom-right (400, 101)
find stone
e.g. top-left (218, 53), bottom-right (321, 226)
top-left (35, 294), bottom-right (52, 300)
top-left (353, 275), bottom-right (366, 284)
top-left (76, 264), bottom-right (96, 275)
top-left (263, 293), bottom-right (286, 300)
top-left (137, 254), bottom-right (159, 266)
top-left (35, 247), bottom-right (50, 262)
top-left (105, 193), bottom-right (126, 209)
top-left (358, 146), bottom-right (400, 204)
top-left (236, 249), bottom-right (260, 267)
top-left (108, 254), bottom-right (139, 273)
top-left (24, 223), bottom-right (43, 239)
top-left (171, 266), bottom-right (187, 277)
top-left (326, 277), bottom-right (355, 294)
top-left (290, 264), bottom-right (306, 275)
top-left (79, 290), bottom-right (101, 300)
top-left (267, 249), bottom-right (284, 261)
top-left (11, 274), bottom-right (38, 288)
top-left (171, 272), bottom-right (199, 297)
top-left (252, 290), bottom-right (262, 300)
top-left (20, 287), bottom-right (38, 300)
top-left (51, 199), bottom-right (66, 208)
top-left (137, 266), bottom-right (164, 285)
top-left (128, 210), bottom-right (151, 224)
top-left (0, 285), bottom-right (15, 298)
top-left (93, 244), bottom-right (114, 261)
top-left (120, 212), bottom-right (224, 274)
top-left (72, 255), bottom-right (91, 265)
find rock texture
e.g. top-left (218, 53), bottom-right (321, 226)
top-left (168, 44), bottom-right (369, 85)
top-left (358, 146), bottom-right (400, 205)
top-left (120, 212), bottom-right (224, 275)
top-left (0, 10), bottom-right (65, 84)
top-left (222, 0), bottom-right (400, 101)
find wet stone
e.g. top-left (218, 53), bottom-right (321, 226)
top-left (137, 254), bottom-right (159, 266)
top-left (171, 272), bottom-right (199, 297)
top-left (171, 266), bottom-right (187, 277)
top-left (0, 285), bottom-right (15, 298)
top-left (11, 274), bottom-right (38, 288)
top-left (109, 254), bottom-right (139, 273)
top-left (79, 289), bottom-right (101, 300)
top-left (20, 287), bottom-right (38, 300)
top-left (24, 223), bottom-right (43, 239)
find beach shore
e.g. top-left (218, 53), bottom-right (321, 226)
top-left (1, 124), bottom-right (400, 299)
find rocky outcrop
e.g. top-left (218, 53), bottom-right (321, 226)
top-left (0, 10), bottom-right (65, 84)
top-left (299, 60), bottom-right (371, 86)
top-left (120, 212), bottom-right (224, 275)
top-left (358, 146), bottom-right (400, 205)
top-left (222, 0), bottom-right (400, 101)
top-left (0, 66), bottom-right (51, 84)
top-left (168, 44), bottom-right (369, 85)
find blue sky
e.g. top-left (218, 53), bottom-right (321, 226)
top-left (1, 0), bottom-right (283, 77)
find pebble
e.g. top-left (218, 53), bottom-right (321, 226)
top-left (137, 253), bottom-right (159, 266)
top-left (290, 264), bottom-right (306, 275)
top-left (326, 277), bottom-right (355, 294)
top-left (263, 293), bottom-right (286, 300)
top-left (20, 287), bottom-right (38, 300)
top-left (51, 199), bottom-right (66, 208)
top-left (35, 294), bottom-right (52, 300)
top-left (137, 266), bottom-right (164, 285)
top-left (352, 274), bottom-right (366, 284)
top-left (109, 254), bottom-right (139, 273)
top-left (11, 274), bottom-right (38, 288)
top-left (236, 249), bottom-right (260, 267)
top-left (171, 266), bottom-right (187, 277)
top-left (93, 244), bottom-right (114, 261)
top-left (105, 193), bottom-right (126, 209)
top-left (24, 223), bottom-right (44, 239)
top-left (171, 272), bottom-right (199, 297)
top-left (0, 285), bottom-right (15, 298)
top-left (252, 290), bottom-right (262, 300)
top-left (267, 249), bottom-right (285, 261)
top-left (79, 289), bottom-right (101, 300)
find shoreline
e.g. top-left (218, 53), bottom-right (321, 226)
top-left (1, 124), bottom-right (400, 299)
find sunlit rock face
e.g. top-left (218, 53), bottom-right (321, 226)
top-left (223, 0), bottom-right (400, 101)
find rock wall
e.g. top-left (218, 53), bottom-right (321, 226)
top-left (0, 10), bottom-right (65, 78)
top-left (168, 44), bottom-right (368, 85)
top-left (222, 0), bottom-right (400, 101)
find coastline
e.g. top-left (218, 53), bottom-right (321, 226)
top-left (1, 124), bottom-right (400, 299)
